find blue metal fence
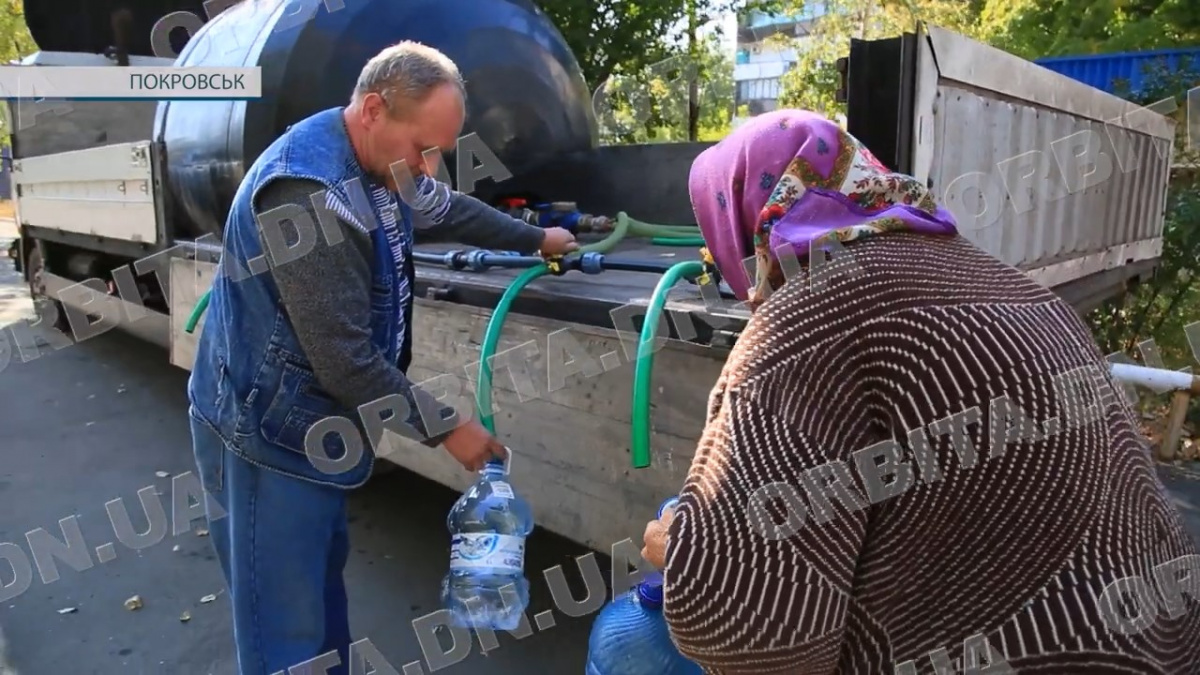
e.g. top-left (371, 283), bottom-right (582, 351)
top-left (1035, 47), bottom-right (1200, 96)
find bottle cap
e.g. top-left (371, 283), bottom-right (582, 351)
top-left (636, 574), bottom-right (664, 609)
top-left (657, 496), bottom-right (679, 519)
top-left (483, 447), bottom-right (513, 475)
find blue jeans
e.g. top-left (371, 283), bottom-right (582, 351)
top-left (189, 410), bottom-right (352, 675)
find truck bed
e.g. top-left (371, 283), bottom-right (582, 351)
top-left (412, 239), bottom-right (748, 336)
top-left (5, 26), bottom-right (1184, 549)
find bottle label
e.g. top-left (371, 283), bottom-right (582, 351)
top-left (490, 481), bottom-right (515, 499)
top-left (449, 533), bottom-right (525, 572)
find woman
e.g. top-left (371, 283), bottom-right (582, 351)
top-left (641, 110), bottom-right (1200, 673)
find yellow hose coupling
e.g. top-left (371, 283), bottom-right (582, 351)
top-left (545, 255), bottom-right (564, 275)
top-left (697, 247), bottom-right (715, 286)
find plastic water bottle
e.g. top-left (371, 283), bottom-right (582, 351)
top-left (585, 497), bottom-right (702, 675)
top-left (440, 453), bottom-right (533, 631)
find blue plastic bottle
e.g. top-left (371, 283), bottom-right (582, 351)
top-left (440, 454), bottom-right (534, 631)
top-left (585, 498), bottom-right (702, 675)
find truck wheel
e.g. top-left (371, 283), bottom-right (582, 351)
top-left (26, 247), bottom-right (71, 334)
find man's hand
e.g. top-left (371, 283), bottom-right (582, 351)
top-left (442, 419), bottom-right (508, 472)
top-left (641, 506), bottom-right (675, 570)
top-left (540, 227), bottom-right (579, 256)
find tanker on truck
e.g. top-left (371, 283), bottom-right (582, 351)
top-left (6, 0), bottom-right (1177, 550)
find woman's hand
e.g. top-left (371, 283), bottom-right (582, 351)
top-left (640, 507), bottom-right (675, 569)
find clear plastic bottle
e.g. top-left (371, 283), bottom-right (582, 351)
top-left (440, 455), bottom-right (533, 631)
top-left (585, 497), bottom-right (702, 675)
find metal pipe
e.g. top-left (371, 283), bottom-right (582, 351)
top-left (1109, 363), bottom-right (1200, 394)
top-left (595, 257), bottom-right (677, 275)
top-left (411, 251), bottom-right (545, 271)
top-left (412, 250), bottom-right (682, 276)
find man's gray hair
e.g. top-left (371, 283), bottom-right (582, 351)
top-left (352, 41), bottom-right (465, 116)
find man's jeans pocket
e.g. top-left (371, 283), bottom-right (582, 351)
top-left (189, 406), bottom-right (226, 498)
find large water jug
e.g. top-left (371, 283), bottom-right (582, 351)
top-left (440, 453), bottom-right (533, 631)
top-left (585, 497), bottom-right (702, 675)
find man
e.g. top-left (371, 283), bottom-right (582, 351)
top-left (186, 42), bottom-right (578, 674)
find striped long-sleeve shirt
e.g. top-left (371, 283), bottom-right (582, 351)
top-left (664, 232), bottom-right (1200, 674)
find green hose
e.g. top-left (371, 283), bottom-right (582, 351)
top-left (630, 260), bottom-right (705, 469)
top-left (651, 236), bottom-right (706, 247)
top-left (580, 211), bottom-right (632, 254)
top-left (625, 215), bottom-right (701, 239)
top-left (184, 290), bottom-right (211, 334)
top-left (476, 264), bottom-right (553, 433)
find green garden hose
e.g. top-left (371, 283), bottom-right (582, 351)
top-left (184, 290), bottom-right (210, 334)
top-left (651, 236), bottom-right (706, 247)
top-left (580, 211), bottom-right (632, 254)
top-left (625, 215), bottom-right (702, 239)
top-left (476, 263), bottom-right (553, 433)
top-left (630, 260), bottom-right (705, 469)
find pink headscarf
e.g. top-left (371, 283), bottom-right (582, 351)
top-left (688, 110), bottom-right (959, 303)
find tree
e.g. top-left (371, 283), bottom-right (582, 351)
top-left (0, 0), bottom-right (37, 147)
top-left (594, 32), bottom-right (737, 144)
top-left (1086, 60), bottom-right (1200, 378)
top-left (543, 0), bottom-right (780, 142)
top-left (982, 0), bottom-right (1200, 61)
top-left (539, 0), bottom-right (691, 90)
top-left (774, 0), bottom-right (983, 117)
top-left (0, 0), bottom-right (33, 63)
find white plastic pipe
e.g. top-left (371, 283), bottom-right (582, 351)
top-left (1109, 363), bottom-right (1199, 394)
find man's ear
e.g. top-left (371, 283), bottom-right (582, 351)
top-left (361, 93), bottom-right (388, 125)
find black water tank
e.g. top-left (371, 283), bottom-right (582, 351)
top-left (23, 0), bottom-right (206, 56)
top-left (150, 0), bottom-right (597, 240)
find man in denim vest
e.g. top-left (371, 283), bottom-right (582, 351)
top-left (186, 42), bottom-right (578, 674)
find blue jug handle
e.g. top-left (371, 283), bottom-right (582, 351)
top-left (658, 496), bottom-right (679, 519)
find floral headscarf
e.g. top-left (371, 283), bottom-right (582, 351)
top-left (688, 109), bottom-right (959, 304)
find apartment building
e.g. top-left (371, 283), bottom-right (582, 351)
top-left (733, 3), bottom-right (827, 123)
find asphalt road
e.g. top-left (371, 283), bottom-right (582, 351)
top-left (2, 219), bottom-right (1200, 675)
top-left (0, 219), bottom-right (602, 674)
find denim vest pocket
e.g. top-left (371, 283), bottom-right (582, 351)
top-left (258, 347), bottom-right (350, 457)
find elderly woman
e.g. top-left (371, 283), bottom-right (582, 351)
top-left (641, 110), bottom-right (1200, 673)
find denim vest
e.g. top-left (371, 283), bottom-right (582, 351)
top-left (187, 107), bottom-right (415, 489)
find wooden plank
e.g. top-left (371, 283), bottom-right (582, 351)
top-left (377, 298), bottom-right (728, 551)
top-left (169, 258), bottom-right (216, 371)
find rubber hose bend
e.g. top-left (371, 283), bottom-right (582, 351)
top-left (185, 290), bottom-right (211, 334)
top-left (476, 264), bottom-right (553, 433)
top-left (625, 215), bottom-right (701, 239)
top-left (630, 260), bottom-right (705, 469)
top-left (580, 211), bottom-right (632, 254)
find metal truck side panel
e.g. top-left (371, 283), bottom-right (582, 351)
top-left (913, 26), bottom-right (1174, 289)
top-left (12, 142), bottom-right (160, 246)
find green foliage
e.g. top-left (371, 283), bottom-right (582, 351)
top-left (1086, 60), bottom-right (1200, 378)
top-left (775, 0), bottom-right (984, 117)
top-left (539, 0), bottom-right (687, 89)
top-left (594, 33), bottom-right (736, 144)
top-left (0, 0), bottom-right (36, 147)
top-left (983, 0), bottom-right (1200, 61)
top-left (543, 1), bottom-right (783, 144)
top-left (541, 0), bottom-right (779, 90)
